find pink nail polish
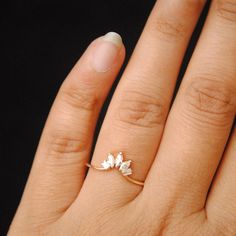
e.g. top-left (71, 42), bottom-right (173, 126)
top-left (92, 32), bottom-right (122, 73)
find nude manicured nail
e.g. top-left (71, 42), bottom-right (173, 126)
top-left (92, 32), bottom-right (122, 72)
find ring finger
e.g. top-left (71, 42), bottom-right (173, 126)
top-left (82, 0), bottom-right (206, 202)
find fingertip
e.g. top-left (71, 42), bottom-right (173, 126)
top-left (103, 32), bottom-right (123, 47)
top-left (91, 32), bottom-right (125, 73)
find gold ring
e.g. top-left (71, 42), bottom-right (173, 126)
top-left (86, 152), bottom-right (144, 186)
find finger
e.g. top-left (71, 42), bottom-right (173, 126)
top-left (82, 0), bottom-right (206, 202)
top-left (146, 0), bottom-right (236, 215)
top-left (11, 33), bottom-right (125, 226)
top-left (206, 124), bottom-right (236, 233)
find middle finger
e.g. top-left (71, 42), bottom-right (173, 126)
top-left (146, 0), bottom-right (236, 215)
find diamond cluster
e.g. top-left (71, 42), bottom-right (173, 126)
top-left (101, 152), bottom-right (132, 176)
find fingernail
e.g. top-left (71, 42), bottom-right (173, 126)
top-left (92, 32), bottom-right (123, 72)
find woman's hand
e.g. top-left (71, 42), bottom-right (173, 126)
top-left (8, 0), bottom-right (236, 235)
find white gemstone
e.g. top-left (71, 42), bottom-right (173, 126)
top-left (119, 160), bottom-right (131, 170)
top-left (115, 152), bottom-right (123, 167)
top-left (107, 153), bottom-right (115, 168)
top-left (122, 168), bottom-right (132, 176)
top-left (119, 160), bottom-right (132, 175)
top-left (101, 160), bottom-right (111, 170)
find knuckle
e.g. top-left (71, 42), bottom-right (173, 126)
top-left (116, 89), bottom-right (167, 128)
top-left (60, 82), bottom-right (99, 112)
top-left (149, 17), bottom-right (185, 40)
top-left (45, 131), bottom-right (88, 158)
top-left (148, 0), bottom-right (205, 40)
top-left (184, 77), bottom-right (236, 127)
top-left (216, 0), bottom-right (236, 22)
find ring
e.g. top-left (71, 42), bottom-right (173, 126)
top-left (86, 152), bottom-right (144, 186)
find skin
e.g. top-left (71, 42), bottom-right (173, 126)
top-left (8, 0), bottom-right (236, 235)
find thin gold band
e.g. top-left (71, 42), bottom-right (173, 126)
top-left (85, 152), bottom-right (144, 187)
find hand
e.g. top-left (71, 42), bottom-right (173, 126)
top-left (8, 0), bottom-right (236, 235)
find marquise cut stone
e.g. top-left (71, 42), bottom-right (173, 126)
top-left (107, 153), bottom-right (115, 168)
top-left (122, 168), bottom-right (132, 176)
top-left (101, 160), bottom-right (111, 169)
top-left (119, 160), bottom-right (132, 175)
top-left (119, 160), bottom-right (131, 170)
top-left (115, 152), bottom-right (123, 167)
